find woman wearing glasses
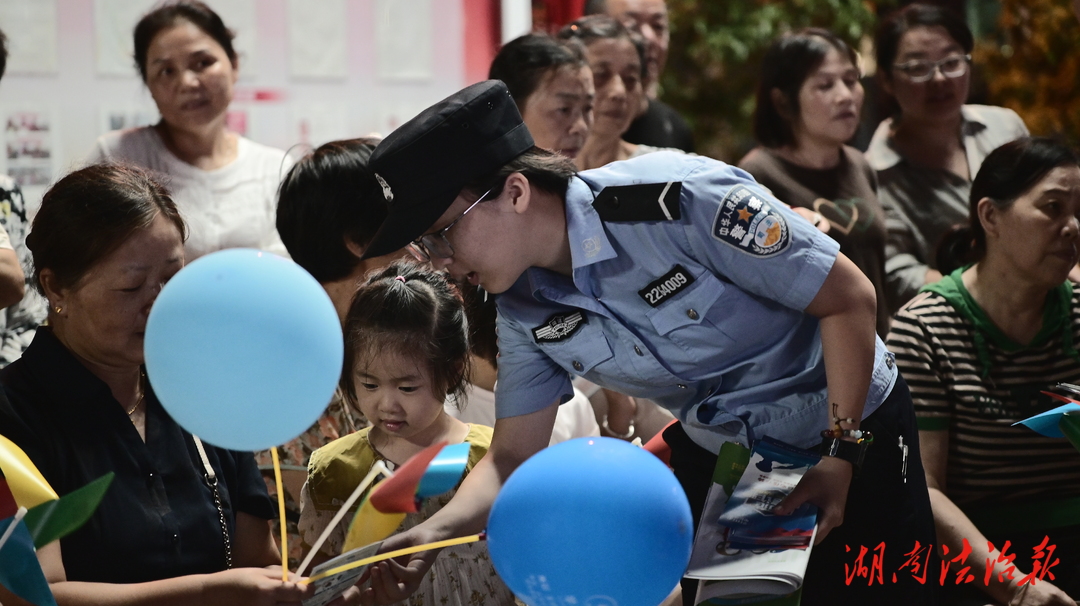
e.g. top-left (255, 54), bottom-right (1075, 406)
top-left (866, 4), bottom-right (1028, 312)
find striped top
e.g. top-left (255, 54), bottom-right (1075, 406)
top-left (887, 290), bottom-right (1080, 509)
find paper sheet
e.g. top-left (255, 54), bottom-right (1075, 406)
top-left (375, 0), bottom-right (432, 81)
top-left (0, 0), bottom-right (59, 75)
top-left (3, 107), bottom-right (56, 193)
top-left (287, 0), bottom-right (347, 79)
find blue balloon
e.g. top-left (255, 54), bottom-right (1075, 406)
top-left (487, 437), bottom-right (693, 606)
top-left (144, 249), bottom-right (343, 451)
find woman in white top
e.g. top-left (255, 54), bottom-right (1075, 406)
top-left (87, 1), bottom-right (289, 260)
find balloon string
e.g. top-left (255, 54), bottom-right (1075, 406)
top-left (294, 460), bottom-right (392, 578)
top-left (301, 534), bottom-right (484, 584)
top-left (271, 447), bottom-right (288, 581)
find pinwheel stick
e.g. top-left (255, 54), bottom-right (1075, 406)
top-left (295, 460), bottom-right (392, 578)
top-left (271, 448), bottom-right (288, 581)
top-left (0, 506), bottom-right (27, 554)
top-left (301, 534), bottom-right (484, 584)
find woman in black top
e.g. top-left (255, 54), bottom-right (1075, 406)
top-left (0, 164), bottom-right (313, 605)
top-left (739, 28), bottom-right (890, 336)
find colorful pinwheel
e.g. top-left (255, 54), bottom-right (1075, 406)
top-left (0, 435), bottom-right (114, 606)
top-left (296, 441), bottom-right (470, 578)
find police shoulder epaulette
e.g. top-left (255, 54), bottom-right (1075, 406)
top-left (591, 181), bottom-right (682, 222)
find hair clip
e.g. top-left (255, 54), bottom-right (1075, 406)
top-left (395, 276), bottom-right (407, 283)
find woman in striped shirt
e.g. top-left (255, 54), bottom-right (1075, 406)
top-left (887, 137), bottom-right (1080, 606)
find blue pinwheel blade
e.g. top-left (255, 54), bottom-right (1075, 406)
top-left (1013, 403), bottom-right (1080, 438)
top-left (0, 516), bottom-right (57, 606)
top-left (416, 442), bottom-right (470, 498)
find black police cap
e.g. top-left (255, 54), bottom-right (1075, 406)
top-left (362, 80), bottom-right (534, 259)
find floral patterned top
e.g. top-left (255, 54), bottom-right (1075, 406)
top-left (300, 424), bottom-right (516, 606)
top-left (254, 390), bottom-right (366, 570)
top-left (0, 174), bottom-right (47, 367)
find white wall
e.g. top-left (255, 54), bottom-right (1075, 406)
top-left (0, 0), bottom-right (467, 213)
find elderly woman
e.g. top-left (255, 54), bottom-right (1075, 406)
top-left (888, 137), bottom-right (1080, 606)
top-left (86, 1), bottom-right (290, 261)
top-left (866, 4), bottom-right (1028, 312)
top-left (489, 33), bottom-right (594, 162)
top-left (557, 15), bottom-right (654, 169)
top-left (0, 164), bottom-right (314, 605)
top-left (740, 28), bottom-right (889, 337)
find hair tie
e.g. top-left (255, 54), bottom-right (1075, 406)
top-left (395, 276), bottom-right (407, 283)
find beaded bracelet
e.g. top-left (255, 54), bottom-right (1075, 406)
top-left (820, 403), bottom-right (872, 442)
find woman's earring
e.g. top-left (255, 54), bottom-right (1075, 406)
top-left (54, 306), bottom-right (62, 314)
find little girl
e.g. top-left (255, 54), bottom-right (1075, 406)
top-left (298, 260), bottom-right (514, 605)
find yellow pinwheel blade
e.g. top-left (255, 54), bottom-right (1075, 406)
top-left (343, 495), bottom-right (405, 551)
top-left (0, 434), bottom-right (58, 509)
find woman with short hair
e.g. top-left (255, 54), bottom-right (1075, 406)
top-left (0, 163), bottom-right (315, 605)
top-left (740, 28), bottom-right (890, 336)
top-left (888, 137), bottom-right (1080, 606)
top-left (489, 33), bottom-right (594, 162)
top-left (558, 15), bottom-right (653, 169)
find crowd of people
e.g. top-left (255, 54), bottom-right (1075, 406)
top-left (0, 1), bottom-right (1077, 606)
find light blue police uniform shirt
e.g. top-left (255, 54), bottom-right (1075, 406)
top-left (494, 152), bottom-right (897, 452)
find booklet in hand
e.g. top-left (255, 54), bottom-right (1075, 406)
top-left (687, 437), bottom-right (821, 605)
top-left (716, 437), bottom-right (819, 551)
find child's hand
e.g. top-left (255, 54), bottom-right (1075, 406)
top-left (357, 527), bottom-right (444, 605)
top-left (325, 584), bottom-right (363, 606)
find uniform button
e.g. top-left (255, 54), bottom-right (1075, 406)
top-left (634, 345), bottom-right (643, 356)
top-left (148, 471), bottom-right (155, 480)
top-left (677, 384), bottom-right (687, 389)
top-left (687, 309), bottom-right (699, 320)
top-left (886, 356), bottom-right (895, 369)
top-left (572, 361), bottom-right (584, 371)
top-left (610, 196), bottom-right (620, 208)
top-left (171, 533), bottom-right (179, 543)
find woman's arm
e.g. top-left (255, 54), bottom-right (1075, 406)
top-left (774, 252), bottom-right (876, 543)
top-left (233, 512), bottom-right (281, 568)
top-left (0, 244), bottom-right (25, 310)
top-left (5, 518), bottom-right (309, 606)
top-left (360, 402), bottom-right (560, 605)
top-left (922, 431), bottom-right (1074, 606)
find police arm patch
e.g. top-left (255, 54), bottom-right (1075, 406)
top-left (710, 185), bottom-right (791, 257)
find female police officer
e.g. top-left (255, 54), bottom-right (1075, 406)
top-left (356, 80), bottom-right (935, 606)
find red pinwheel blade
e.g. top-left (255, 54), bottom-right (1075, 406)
top-left (644, 420), bottom-right (677, 466)
top-left (369, 441), bottom-right (447, 513)
top-left (0, 479), bottom-right (15, 520)
top-left (1042, 391), bottom-right (1080, 405)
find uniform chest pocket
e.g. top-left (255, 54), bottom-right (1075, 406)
top-left (538, 318), bottom-right (615, 376)
top-left (645, 273), bottom-right (735, 352)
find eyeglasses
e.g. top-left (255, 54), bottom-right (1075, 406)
top-left (893, 54), bottom-right (971, 83)
top-left (408, 187), bottom-right (494, 262)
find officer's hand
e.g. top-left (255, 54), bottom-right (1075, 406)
top-left (773, 455), bottom-right (852, 545)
